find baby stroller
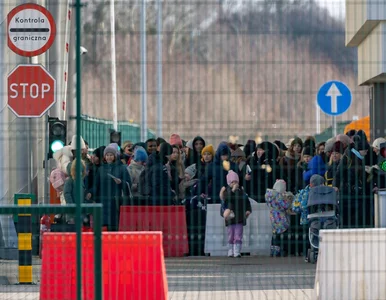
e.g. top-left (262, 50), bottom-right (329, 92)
top-left (306, 186), bottom-right (338, 263)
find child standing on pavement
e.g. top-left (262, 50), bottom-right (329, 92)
top-left (219, 171), bottom-right (252, 258)
top-left (265, 179), bottom-right (294, 256)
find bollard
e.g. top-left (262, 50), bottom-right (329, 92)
top-left (15, 194), bottom-right (34, 284)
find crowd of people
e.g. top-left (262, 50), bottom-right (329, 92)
top-left (50, 130), bottom-right (386, 255)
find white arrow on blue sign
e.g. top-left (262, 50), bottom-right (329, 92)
top-left (317, 81), bottom-right (351, 116)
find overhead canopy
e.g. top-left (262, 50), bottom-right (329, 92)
top-left (344, 116), bottom-right (370, 141)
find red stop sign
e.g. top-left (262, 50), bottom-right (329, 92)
top-left (8, 64), bottom-right (56, 117)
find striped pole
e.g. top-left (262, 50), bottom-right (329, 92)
top-left (15, 194), bottom-right (34, 284)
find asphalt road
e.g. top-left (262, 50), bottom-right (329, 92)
top-left (0, 256), bottom-right (316, 300)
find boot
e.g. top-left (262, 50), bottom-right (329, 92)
top-left (233, 244), bottom-right (242, 258)
top-left (227, 244), bottom-right (234, 257)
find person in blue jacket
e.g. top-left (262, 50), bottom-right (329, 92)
top-left (303, 154), bottom-right (326, 187)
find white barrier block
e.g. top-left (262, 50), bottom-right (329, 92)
top-left (204, 199), bottom-right (272, 256)
top-left (313, 228), bottom-right (386, 300)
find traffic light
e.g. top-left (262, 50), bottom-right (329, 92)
top-left (110, 130), bottom-right (121, 147)
top-left (48, 118), bottom-right (67, 159)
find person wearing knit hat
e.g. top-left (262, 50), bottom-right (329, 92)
top-left (122, 140), bottom-right (133, 154)
top-left (121, 140), bottom-right (134, 165)
top-left (265, 179), bottom-right (294, 256)
top-left (201, 144), bottom-right (215, 163)
top-left (186, 139), bottom-right (193, 150)
top-left (226, 170), bottom-right (239, 186)
top-left (104, 144), bottom-right (117, 162)
top-left (331, 141), bottom-right (345, 154)
top-left (273, 179), bottom-right (286, 193)
top-left (95, 143), bottom-right (131, 230)
top-left (185, 164), bottom-right (197, 179)
top-left (169, 134), bottom-right (183, 148)
top-left (106, 143), bottom-right (120, 160)
top-left (325, 137), bottom-right (336, 154)
top-left (219, 170), bottom-right (252, 258)
top-left (133, 146), bottom-right (148, 163)
top-left (127, 147), bottom-right (147, 198)
top-left (336, 134), bottom-right (352, 148)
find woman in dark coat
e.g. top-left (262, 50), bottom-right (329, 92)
top-left (93, 145), bottom-right (131, 231)
top-left (198, 142), bottom-right (238, 204)
top-left (243, 141), bottom-right (281, 203)
top-left (185, 136), bottom-right (206, 167)
top-left (146, 142), bottom-right (175, 205)
top-left (333, 139), bottom-right (372, 228)
top-left (279, 137), bottom-right (303, 194)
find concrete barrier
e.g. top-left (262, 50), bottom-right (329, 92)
top-left (313, 228), bottom-right (386, 300)
top-left (204, 199), bottom-right (272, 256)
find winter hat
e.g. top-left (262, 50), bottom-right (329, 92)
top-left (273, 179), bottom-right (286, 193)
top-left (71, 135), bottom-right (86, 150)
top-left (324, 137), bottom-right (336, 153)
top-left (93, 146), bottom-right (106, 159)
top-left (169, 134), bottom-right (183, 147)
top-left (310, 174), bottom-right (325, 187)
top-left (134, 146), bottom-right (148, 162)
top-left (331, 141), bottom-right (345, 154)
top-left (185, 164), bottom-right (197, 178)
top-left (231, 148), bottom-right (246, 158)
top-left (336, 134), bottom-right (352, 148)
top-left (302, 147), bottom-right (313, 156)
top-left (244, 140), bottom-right (257, 157)
top-left (291, 137), bottom-right (303, 148)
top-left (104, 145), bottom-right (117, 158)
top-left (122, 140), bottom-right (133, 151)
top-left (226, 170), bottom-right (239, 185)
top-left (373, 138), bottom-right (386, 150)
top-left (201, 144), bottom-right (215, 157)
top-left (274, 140), bottom-right (288, 151)
top-left (186, 139), bottom-right (194, 150)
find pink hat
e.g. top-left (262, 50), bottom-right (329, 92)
top-left (226, 171), bottom-right (239, 185)
top-left (169, 134), bottom-right (183, 147)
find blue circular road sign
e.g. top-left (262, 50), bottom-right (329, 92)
top-left (317, 81), bottom-right (351, 116)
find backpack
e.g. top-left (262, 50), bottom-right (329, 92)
top-left (49, 168), bottom-right (68, 192)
